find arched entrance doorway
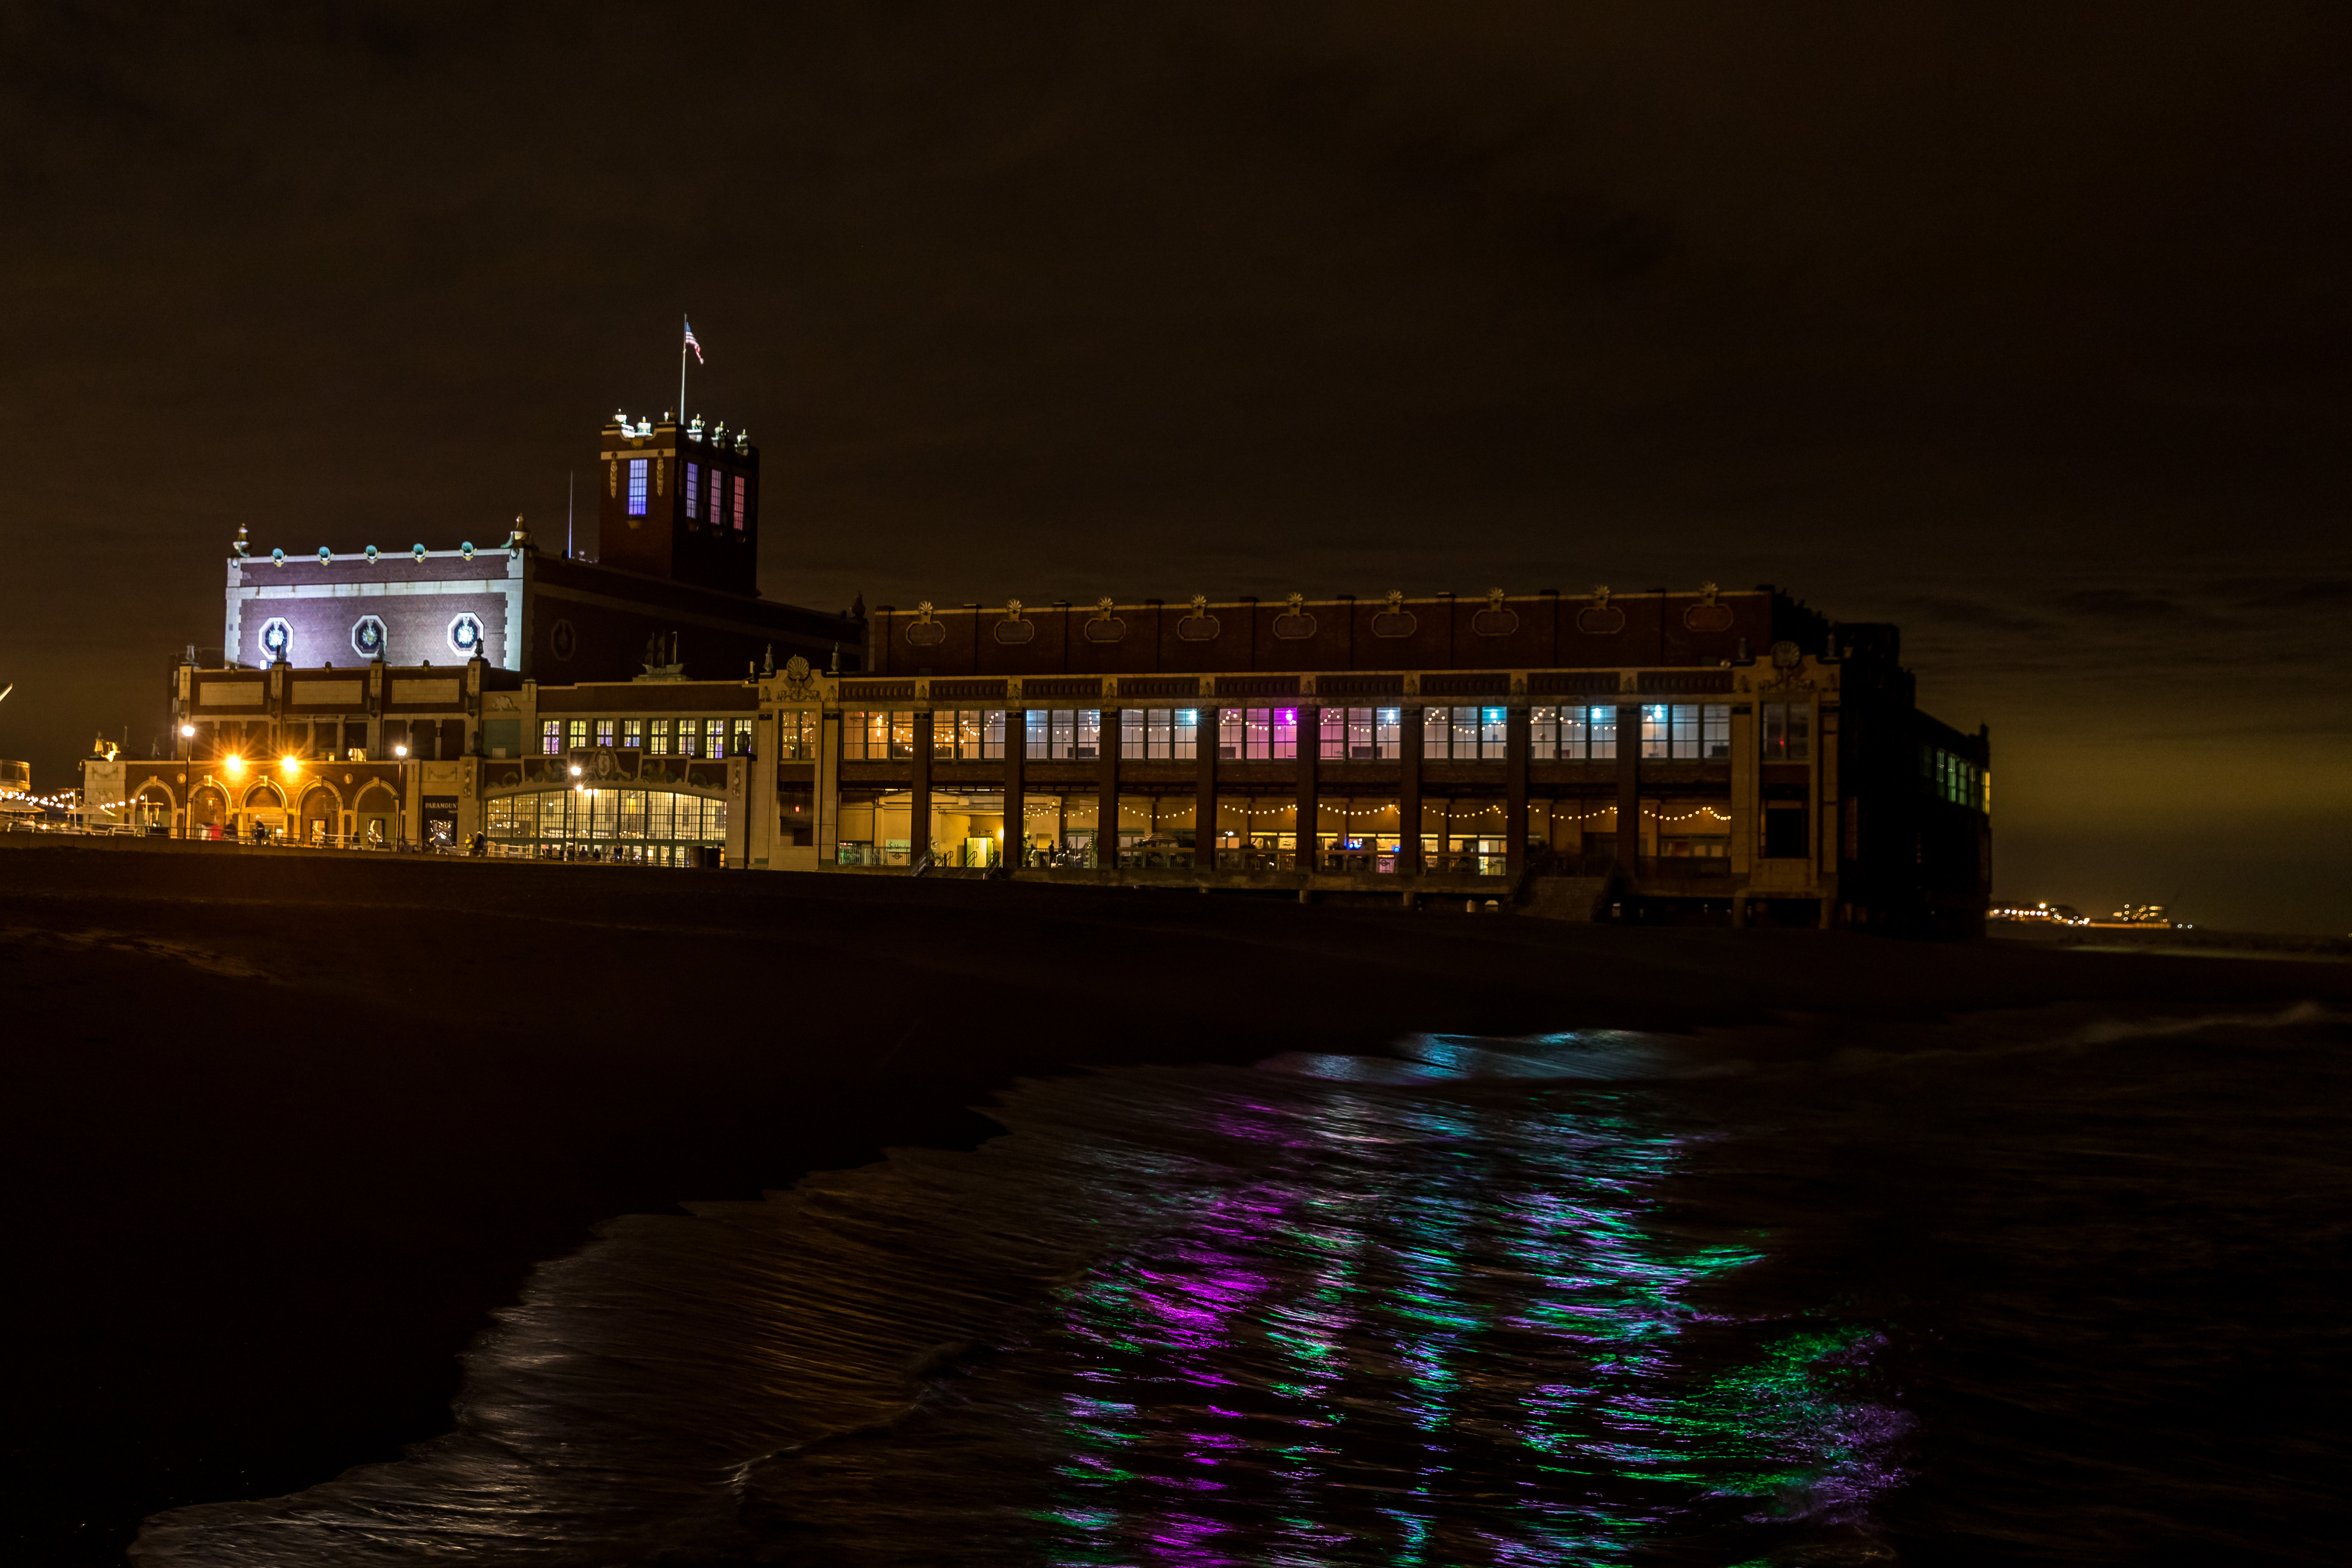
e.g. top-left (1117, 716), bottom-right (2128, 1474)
top-left (189, 784), bottom-right (229, 839)
top-left (241, 781), bottom-right (287, 842)
top-left (128, 782), bottom-right (177, 836)
top-left (353, 781), bottom-right (399, 849)
top-left (299, 783), bottom-right (341, 846)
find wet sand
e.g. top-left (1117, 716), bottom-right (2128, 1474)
top-left (4, 837), bottom-right (2344, 1563)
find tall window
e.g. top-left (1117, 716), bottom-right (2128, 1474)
top-left (778, 711), bottom-right (816, 760)
top-left (1123, 708), bottom-right (1196, 760)
top-left (1231, 707), bottom-right (1297, 760)
top-left (1320, 707), bottom-right (1401, 761)
top-left (928, 709), bottom-right (1004, 761)
top-left (706, 719), bottom-right (728, 758)
top-left (708, 470), bottom-right (722, 522)
top-left (566, 718), bottom-right (588, 750)
top-left (840, 711), bottom-right (912, 761)
top-left (594, 719), bottom-right (615, 748)
top-left (677, 719), bottom-right (699, 758)
top-left (650, 718), bottom-right (672, 755)
top-left (621, 718), bottom-right (644, 749)
top-left (1642, 703), bottom-right (1733, 760)
top-left (541, 719), bottom-right (562, 756)
top-left (685, 462), bottom-right (700, 519)
top-left (730, 718), bottom-right (753, 756)
top-left (1027, 708), bottom-right (1099, 761)
top-left (1423, 706), bottom-right (1507, 760)
top-left (1529, 704), bottom-right (1623, 760)
top-left (626, 459), bottom-right (649, 517)
top-left (732, 476), bottom-right (747, 530)
top-left (1218, 710), bottom-right (1242, 760)
top-left (1762, 702), bottom-right (1811, 761)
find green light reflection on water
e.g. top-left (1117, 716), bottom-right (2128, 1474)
top-left (1014, 1075), bottom-right (1899, 1566)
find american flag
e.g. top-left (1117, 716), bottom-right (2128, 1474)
top-left (683, 319), bottom-right (704, 363)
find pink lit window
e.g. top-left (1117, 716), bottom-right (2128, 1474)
top-left (732, 477), bottom-right (746, 531)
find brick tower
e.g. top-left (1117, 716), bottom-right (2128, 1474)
top-left (595, 411), bottom-right (760, 595)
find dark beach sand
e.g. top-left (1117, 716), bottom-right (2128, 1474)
top-left (3, 837), bottom-right (2343, 1563)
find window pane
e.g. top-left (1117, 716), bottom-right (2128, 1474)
top-left (1641, 704), bottom-right (1669, 759)
top-left (1244, 707), bottom-right (1270, 761)
top-left (1074, 709), bottom-right (1100, 762)
top-left (889, 713), bottom-right (913, 760)
top-left (933, 709), bottom-right (958, 760)
top-left (1671, 704), bottom-right (1699, 760)
top-left (731, 719), bottom-right (753, 756)
top-left (1481, 707), bottom-right (1506, 759)
top-left (732, 477), bottom-right (746, 531)
top-left (595, 719), bottom-right (615, 748)
top-left (1219, 710), bottom-right (1242, 760)
top-left (1423, 707), bottom-right (1449, 760)
top-left (678, 720), bottom-right (699, 758)
top-left (1375, 707), bottom-right (1401, 760)
top-left (1786, 706), bottom-right (1811, 762)
top-left (707, 719), bottom-right (728, 759)
top-left (1026, 710), bottom-right (1048, 757)
top-left (1271, 707), bottom-right (1297, 760)
top-left (685, 462), bottom-right (699, 519)
top-left (1531, 705), bottom-right (1559, 759)
top-left (541, 720), bottom-right (562, 756)
top-left (1453, 707), bottom-right (1480, 758)
top-left (1320, 708), bottom-right (1346, 762)
top-left (1762, 703), bottom-right (1786, 760)
top-left (1122, 708), bottom-right (1145, 756)
top-left (626, 459), bottom-right (648, 517)
top-left (566, 718), bottom-right (588, 750)
top-left (621, 718), bottom-right (643, 749)
top-left (982, 710), bottom-right (1005, 760)
top-left (1702, 704), bottom-right (1730, 761)
top-left (1590, 705), bottom-right (1617, 760)
top-left (1172, 708), bottom-right (1197, 762)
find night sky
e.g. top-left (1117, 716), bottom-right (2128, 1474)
top-left (3, 3), bottom-right (2345, 931)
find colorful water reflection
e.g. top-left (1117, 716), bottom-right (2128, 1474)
top-left (1007, 1038), bottom-right (1905, 1565)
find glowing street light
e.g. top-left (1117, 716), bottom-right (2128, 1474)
top-left (180, 724), bottom-right (196, 738)
top-left (223, 755), bottom-right (245, 778)
top-left (279, 755), bottom-right (300, 777)
top-left (569, 763), bottom-right (583, 776)
top-left (393, 744), bottom-right (409, 758)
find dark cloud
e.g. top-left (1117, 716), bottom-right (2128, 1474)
top-left (1, 1), bottom-right (2346, 927)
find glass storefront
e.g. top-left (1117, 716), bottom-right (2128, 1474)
top-left (486, 787), bottom-right (726, 866)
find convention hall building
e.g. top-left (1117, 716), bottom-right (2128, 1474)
top-left (80, 416), bottom-right (1992, 932)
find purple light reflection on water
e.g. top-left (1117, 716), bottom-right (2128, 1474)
top-left (1008, 1056), bottom-right (1904, 1566)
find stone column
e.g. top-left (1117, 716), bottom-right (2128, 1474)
top-left (1399, 699), bottom-right (1424, 875)
top-left (1616, 700), bottom-right (1641, 870)
top-left (1194, 705), bottom-right (1218, 870)
top-left (1294, 704), bottom-right (1319, 871)
top-left (1096, 703), bottom-right (1120, 870)
top-left (1505, 704), bottom-right (1530, 879)
top-left (910, 708), bottom-right (932, 866)
top-left (815, 705), bottom-right (841, 866)
top-left (1003, 704), bottom-right (1026, 871)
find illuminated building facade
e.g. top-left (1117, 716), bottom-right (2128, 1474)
top-left (216, 414), bottom-right (859, 683)
top-left (87, 584), bottom-right (1991, 932)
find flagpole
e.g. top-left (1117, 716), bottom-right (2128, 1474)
top-left (678, 313), bottom-right (688, 424)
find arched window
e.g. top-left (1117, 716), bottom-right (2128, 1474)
top-left (483, 786), bottom-right (726, 866)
